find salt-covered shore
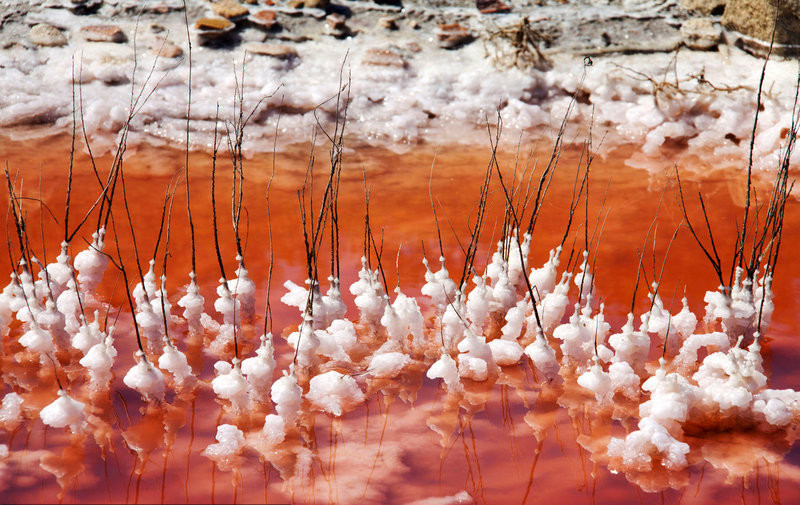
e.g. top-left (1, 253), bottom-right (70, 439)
top-left (0, 0), bottom-right (798, 169)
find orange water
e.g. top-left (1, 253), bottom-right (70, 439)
top-left (1, 130), bottom-right (799, 504)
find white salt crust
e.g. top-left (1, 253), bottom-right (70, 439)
top-left (1, 29), bottom-right (796, 174)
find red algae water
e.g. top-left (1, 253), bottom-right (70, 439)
top-left (1, 131), bottom-right (799, 505)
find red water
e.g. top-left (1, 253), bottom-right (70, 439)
top-left (0, 130), bottom-right (799, 504)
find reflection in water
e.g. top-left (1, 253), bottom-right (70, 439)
top-left (0, 132), bottom-right (798, 505)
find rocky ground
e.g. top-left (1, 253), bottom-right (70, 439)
top-left (0, 0), bottom-right (797, 164)
top-left (1, 0), bottom-right (797, 59)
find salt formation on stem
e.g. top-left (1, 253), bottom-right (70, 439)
top-left (177, 272), bottom-right (205, 333)
top-left (202, 424), bottom-right (246, 471)
top-left (0, 55), bottom-right (799, 502)
top-left (123, 351), bottom-right (165, 401)
top-left (39, 390), bottom-right (86, 432)
top-left (212, 358), bottom-right (249, 413)
top-left (79, 329), bottom-right (117, 388)
top-left (241, 332), bottom-right (277, 398)
top-left (73, 228), bottom-right (109, 293)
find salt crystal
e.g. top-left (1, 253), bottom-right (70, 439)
top-left (73, 228), bottom-right (109, 292)
top-left (177, 273), bottom-right (205, 333)
top-left (39, 390), bottom-right (85, 431)
top-left (241, 333), bottom-right (276, 396)
top-left (421, 257), bottom-right (456, 312)
top-left (0, 393), bottom-right (23, 427)
top-left (523, 337), bottom-right (560, 380)
top-left (19, 322), bottom-right (54, 357)
top-left (260, 414), bottom-right (285, 446)
top-left (202, 424), bottom-right (245, 471)
top-left (212, 360), bottom-right (249, 411)
top-left (306, 371), bottom-right (365, 417)
top-left (368, 352), bottom-right (410, 378)
top-left (488, 339), bottom-right (524, 366)
top-left (577, 359), bottom-right (613, 406)
top-left (123, 352), bottom-right (165, 401)
top-left (80, 333), bottom-right (117, 387)
top-left (271, 370), bottom-right (303, 424)
top-left (158, 343), bottom-right (193, 385)
top-left (427, 351), bottom-right (463, 393)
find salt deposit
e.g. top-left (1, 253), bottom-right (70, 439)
top-left (202, 424), bottom-right (245, 471)
top-left (79, 332), bottom-right (117, 387)
top-left (122, 351), bottom-right (166, 401)
top-left (39, 390), bottom-right (85, 431)
top-left (211, 359), bottom-right (249, 412)
top-left (306, 370), bottom-right (365, 416)
top-left (2, 1), bottom-right (797, 173)
top-left (0, 393), bottom-right (23, 428)
top-left (0, 9), bottom-right (798, 497)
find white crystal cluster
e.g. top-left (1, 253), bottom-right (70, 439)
top-left (0, 213), bottom-right (795, 493)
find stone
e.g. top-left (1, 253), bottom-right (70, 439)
top-left (437, 23), bottom-right (474, 49)
top-left (361, 46), bottom-right (407, 68)
top-left (195, 17), bottom-right (236, 32)
top-left (194, 17), bottom-right (236, 43)
top-left (476, 0), bottom-right (511, 14)
top-left (250, 10), bottom-right (277, 29)
top-left (680, 17), bottom-right (721, 50)
top-left (150, 37), bottom-right (183, 58)
top-left (326, 13), bottom-right (351, 38)
top-left (404, 41), bottom-right (422, 53)
top-left (377, 17), bottom-right (398, 30)
top-left (63, 0), bottom-right (103, 15)
top-left (723, 0), bottom-right (800, 47)
top-left (148, 4), bottom-right (172, 14)
top-left (80, 24), bottom-right (127, 43)
top-left (245, 43), bottom-right (298, 60)
top-left (211, 0), bottom-right (249, 19)
top-left (289, 0), bottom-right (330, 9)
top-left (680, 0), bottom-right (726, 16)
top-left (30, 24), bottom-right (67, 47)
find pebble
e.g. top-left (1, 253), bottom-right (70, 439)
top-left (288, 0), bottom-right (329, 8)
top-left (80, 24), bottom-right (127, 43)
top-left (195, 17), bottom-right (236, 32)
top-left (62, 0), bottom-right (102, 15)
top-left (326, 13), bottom-right (350, 38)
top-left (246, 43), bottom-right (298, 60)
top-left (680, 17), bottom-right (721, 50)
top-left (211, 0), bottom-right (249, 19)
top-left (250, 10), bottom-right (278, 30)
top-left (377, 17), bottom-right (398, 30)
top-left (150, 37), bottom-right (183, 58)
top-left (680, 0), bottom-right (726, 16)
top-left (194, 17), bottom-right (236, 44)
top-left (361, 46), bottom-right (407, 68)
top-left (476, 0), bottom-right (511, 14)
top-left (29, 24), bottom-right (67, 47)
top-left (437, 23), bottom-right (474, 49)
top-left (404, 41), bottom-right (422, 53)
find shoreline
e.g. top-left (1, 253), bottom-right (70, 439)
top-left (0, 0), bottom-right (798, 169)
